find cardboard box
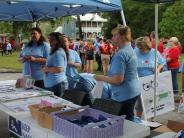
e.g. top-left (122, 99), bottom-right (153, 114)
top-left (154, 120), bottom-right (184, 133)
top-left (28, 104), bottom-right (66, 129)
top-left (28, 104), bottom-right (79, 129)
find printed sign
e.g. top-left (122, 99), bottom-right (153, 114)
top-left (139, 71), bottom-right (175, 119)
top-left (9, 116), bottom-right (47, 138)
top-left (9, 116), bottom-right (22, 137)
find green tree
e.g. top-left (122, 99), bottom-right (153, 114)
top-left (49, 17), bottom-right (64, 29)
top-left (0, 21), bottom-right (12, 34)
top-left (102, 11), bottom-right (121, 39)
top-left (102, 0), bottom-right (168, 39)
top-left (12, 22), bottom-right (32, 49)
top-left (160, 0), bottom-right (184, 44)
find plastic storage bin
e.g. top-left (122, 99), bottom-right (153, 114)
top-left (52, 107), bottom-right (125, 138)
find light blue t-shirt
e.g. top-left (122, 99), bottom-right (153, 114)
top-left (134, 48), bottom-right (165, 77)
top-left (44, 48), bottom-right (67, 88)
top-left (20, 42), bottom-right (50, 80)
top-left (93, 40), bottom-right (100, 53)
top-left (66, 49), bottom-right (81, 78)
top-left (108, 44), bottom-right (141, 102)
top-left (6, 43), bottom-right (12, 50)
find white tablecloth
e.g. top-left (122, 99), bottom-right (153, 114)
top-left (1, 103), bottom-right (150, 138)
top-left (0, 80), bottom-right (150, 138)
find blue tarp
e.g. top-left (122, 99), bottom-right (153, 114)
top-left (0, 0), bottom-right (122, 21)
top-left (132, 0), bottom-right (175, 3)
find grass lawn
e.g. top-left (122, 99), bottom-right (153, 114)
top-left (0, 50), bottom-right (183, 94)
top-left (0, 50), bottom-right (22, 72)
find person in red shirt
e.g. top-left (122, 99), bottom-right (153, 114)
top-left (150, 31), bottom-right (164, 54)
top-left (166, 37), bottom-right (180, 94)
top-left (10, 38), bottom-right (15, 50)
top-left (99, 39), bottom-right (111, 75)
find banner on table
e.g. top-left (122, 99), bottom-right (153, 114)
top-left (139, 71), bottom-right (175, 119)
top-left (9, 116), bottom-right (47, 138)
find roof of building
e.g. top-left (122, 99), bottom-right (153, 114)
top-left (72, 13), bottom-right (107, 22)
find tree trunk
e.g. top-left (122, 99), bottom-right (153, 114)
top-left (12, 22), bottom-right (21, 50)
top-left (77, 15), bottom-right (83, 40)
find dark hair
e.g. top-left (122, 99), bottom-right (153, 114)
top-left (103, 38), bottom-right (107, 43)
top-left (49, 32), bottom-right (69, 60)
top-left (28, 27), bottom-right (46, 47)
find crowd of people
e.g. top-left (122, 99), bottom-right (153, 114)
top-left (0, 40), bottom-right (13, 56)
top-left (18, 26), bottom-right (183, 121)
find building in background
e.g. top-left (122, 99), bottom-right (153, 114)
top-left (55, 13), bottom-right (107, 39)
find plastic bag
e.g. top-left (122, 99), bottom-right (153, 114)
top-left (15, 75), bottom-right (35, 89)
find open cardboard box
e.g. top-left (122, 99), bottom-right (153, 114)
top-left (29, 104), bottom-right (80, 130)
top-left (154, 120), bottom-right (184, 133)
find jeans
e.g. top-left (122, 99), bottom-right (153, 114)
top-left (170, 68), bottom-right (179, 94)
top-left (67, 76), bottom-right (79, 90)
top-left (45, 81), bottom-right (68, 97)
top-left (95, 53), bottom-right (102, 71)
top-left (119, 95), bottom-right (139, 121)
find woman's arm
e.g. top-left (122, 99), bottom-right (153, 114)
top-left (68, 61), bottom-right (81, 68)
top-left (28, 56), bottom-right (47, 64)
top-left (94, 74), bottom-right (124, 85)
top-left (42, 66), bottom-right (64, 73)
top-left (166, 57), bottom-right (171, 62)
top-left (156, 64), bottom-right (164, 73)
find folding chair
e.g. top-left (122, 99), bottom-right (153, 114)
top-left (62, 90), bottom-right (90, 106)
top-left (92, 98), bottom-right (123, 115)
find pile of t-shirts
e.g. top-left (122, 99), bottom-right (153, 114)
top-left (68, 115), bottom-right (110, 128)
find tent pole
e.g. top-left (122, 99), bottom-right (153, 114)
top-left (154, 3), bottom-right (159, 120)
top-left (120, 10), bottom-right (126, 26)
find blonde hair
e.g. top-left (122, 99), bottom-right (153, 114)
top-left (87, 39), bottom-right (93, 48)
top-left (169, 37), bottom-right (179, 45)
top-left (111, 25), bottom-right (131, 42)
top-left (136, 37), bottom-right (151, 50)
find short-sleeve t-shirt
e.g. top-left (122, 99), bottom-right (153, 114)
top-left (108, 44), bottom-right (141, 102)
top-left (20, 42), bottom-right (50, 80)
top-left (44, 48), bottom-right (67, 88)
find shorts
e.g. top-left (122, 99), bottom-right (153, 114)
top-left (86, 55), bottom-right (94, 60)
top-left (101, 54), bottom-right (110, 61)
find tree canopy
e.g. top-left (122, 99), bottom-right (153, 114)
top-left (102, 0), bottom-right (171, 40)
top-left (159, 0), bottom-right (184, 43)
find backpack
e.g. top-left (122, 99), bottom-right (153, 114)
top-left (86, 48), bottom-right (93, 57)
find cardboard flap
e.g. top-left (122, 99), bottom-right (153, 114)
top-left (167, 120), bottom-right (184, 132)
top-left (154, 125), bottom-right (173, 132)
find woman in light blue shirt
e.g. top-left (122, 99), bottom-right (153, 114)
top-left (63, 36), bottom-right (82, 89)
top-left (19, 27), bottom-right (50, 88)
top-left (134, 37), bottom-right (165, 118)
top-left (94, 25), bottom-right (140, 121)
top-left (135, 37), bottom-right (165, 77)
top-left (42, 32), bottom-right (68, 97)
